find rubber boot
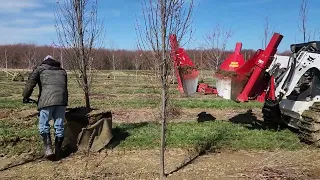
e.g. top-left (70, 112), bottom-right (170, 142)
top-left (41, 133), bottom-right (54, 157)
top-left (55, 136), bottom-right (64, 161)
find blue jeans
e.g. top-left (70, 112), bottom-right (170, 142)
top-left (39, 106), bottom-right (66, 137)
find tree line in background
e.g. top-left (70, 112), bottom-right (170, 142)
top-left (0, 43), bottom-right (291, 71)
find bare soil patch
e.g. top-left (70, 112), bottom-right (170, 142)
top-left (0, 109), bottom-right (13, 119)
top-left (111, 107), bottom-right (262, 123)
top-left (0, 105), bottom-right (263, 124)
top-left (0, 109), bottom-right (38, 120)
top-left (1, 149), bottom-right (320, 179)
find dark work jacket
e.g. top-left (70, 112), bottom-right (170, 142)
top-left (22, 59), bottom-right (68, 110)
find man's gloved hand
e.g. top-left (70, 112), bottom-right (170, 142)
top-left (23, 97), bottom-right (29, 103)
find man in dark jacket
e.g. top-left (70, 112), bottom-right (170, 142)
top-left (23, 55), bottom-right (68, 160)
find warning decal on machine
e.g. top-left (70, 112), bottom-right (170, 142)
top-left (229, 62), bottom-right (239, 67)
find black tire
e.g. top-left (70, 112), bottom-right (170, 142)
top-left (262, 99), bottom-right (282, 129)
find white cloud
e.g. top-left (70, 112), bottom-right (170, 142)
top-left (0, 25), bottom-right (56, 44)
top-left (0, 0), bottom-right (57, 44)
top-left (0, 0), bottom-right (44, 13)
top-left (4, 19), bottom-right (39, 26)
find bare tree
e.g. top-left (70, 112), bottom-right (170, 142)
top-left (54, 0), bottom-right (103, 112)
top-left (135, 0), bottom-right (194, 178)
top-left (198, 48), bottom-right (204, 77)
top-left (108, 41), bottom-right (119, 80)
top-left (262, 17), bottom-right (273, 49)
top-left (4, 47), bottom-right (8, 77)
top-left (204, 24), bottom-right (233, 70)
top-left (24, 43), bottom-right (38, 70)
top-left (299, 0), bottom-right (309, 42)
top-left (133, 48), bottom-right (143, 82)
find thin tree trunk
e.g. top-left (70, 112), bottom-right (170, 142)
top-left (172, 67), bottom-right (175, 84)
top-left (135, 68), bottom-right (138, 82)
top-left (112, 53), bottom-right (115, 81)
top-left (76, 0), bottom-right (91, 112)
top-left (5, 49), bottom-right (8, 77)
top-left (200, 52), bottom-right (203, 77)
top-left (160, 73), bottom-right (167, 179)
top-left (135, 0), bottom-right (194, 178)
top-left (160, 0), bottom-right (167, 179)
top-left (60, 48), bottom-right (64, 68)
top-left (81, 50), bottom-right (90, 111)
top-left (84, 90), bottom-right (90, 111)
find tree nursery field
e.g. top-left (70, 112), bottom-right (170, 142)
top-left (1, 70), bottom-right (320, 179)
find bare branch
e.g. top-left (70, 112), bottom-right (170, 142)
top-left (135, 0), bottom-right (195, 178)
top-left (203, 24), bottom-right (233, 70)
top-left (299, 0), bottom-right (309, 42)
top-left (54, 0), bottom-right (104, 111)
top-left (23, 43), bottom-right (38, 70)
top-left (135, 0), bottom-right (195, 76)
top-left (262, 17), bottom-right (273, 49)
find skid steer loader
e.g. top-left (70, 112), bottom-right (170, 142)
top-left (174, 32), bottom-right (320, 146)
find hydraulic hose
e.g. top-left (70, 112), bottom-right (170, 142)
top-left (265, 44), bottom-right (314, 106)
top-left (265, 53), bottom-right (296, 105)
top-left (277, 52), bottom-right (298, 101)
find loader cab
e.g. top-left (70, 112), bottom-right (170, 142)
top-left (284, 41), bottom-right (320, 101)
top-left (287, 67), bottom-right (320, 101)
top-left (290, 41), bottom-right (320, 54)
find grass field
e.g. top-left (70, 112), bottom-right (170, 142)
top-left (1, 70), bottom-right (320, 179)
top-left (0, 70), bottom-right (307, 152)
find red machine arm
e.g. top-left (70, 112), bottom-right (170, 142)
top-left (231, 33), bottom-right (283, 102)
top-left (169, 34), bottom-right (199, 95)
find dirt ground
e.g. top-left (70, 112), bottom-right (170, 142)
top-left (1, 148), bottom-right (320, 180)
top-left (90, 107), bottom-right (262, 123)
top-left (2, 107), bottom-right (320, 179)
top-left (0, 107), bottom-right (261, 123)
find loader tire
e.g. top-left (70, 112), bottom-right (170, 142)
top-left (298, 102), bottom-right (320, 147)
top-left (262, 99), bottom-right (282, 129)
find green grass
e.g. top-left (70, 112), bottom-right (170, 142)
top-left (89, 98), bottom-right (160, 109)
top-left (0, 120), bottom-right (38, 140)
top-left (0, 70), bottom-right (263, 110)
top-left (173, 99), bottom-right (262, 109)
top-left (0, 98), bottom-right (36, 109)
top-left (0, 119), bottom-right (42, 156)
top-left (86, 98), bottom-right (263, 109)
top-left (0, 120), bottom-right (305, 157)
top-left (0, 95), bottom-right (263, 110)
top-left (0, 70), bottom-right (303, 157)
top-left (112, 121), bottom-right (304, 151)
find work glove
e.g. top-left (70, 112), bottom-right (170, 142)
top-left (23, 97), bottom-right (29, 103)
